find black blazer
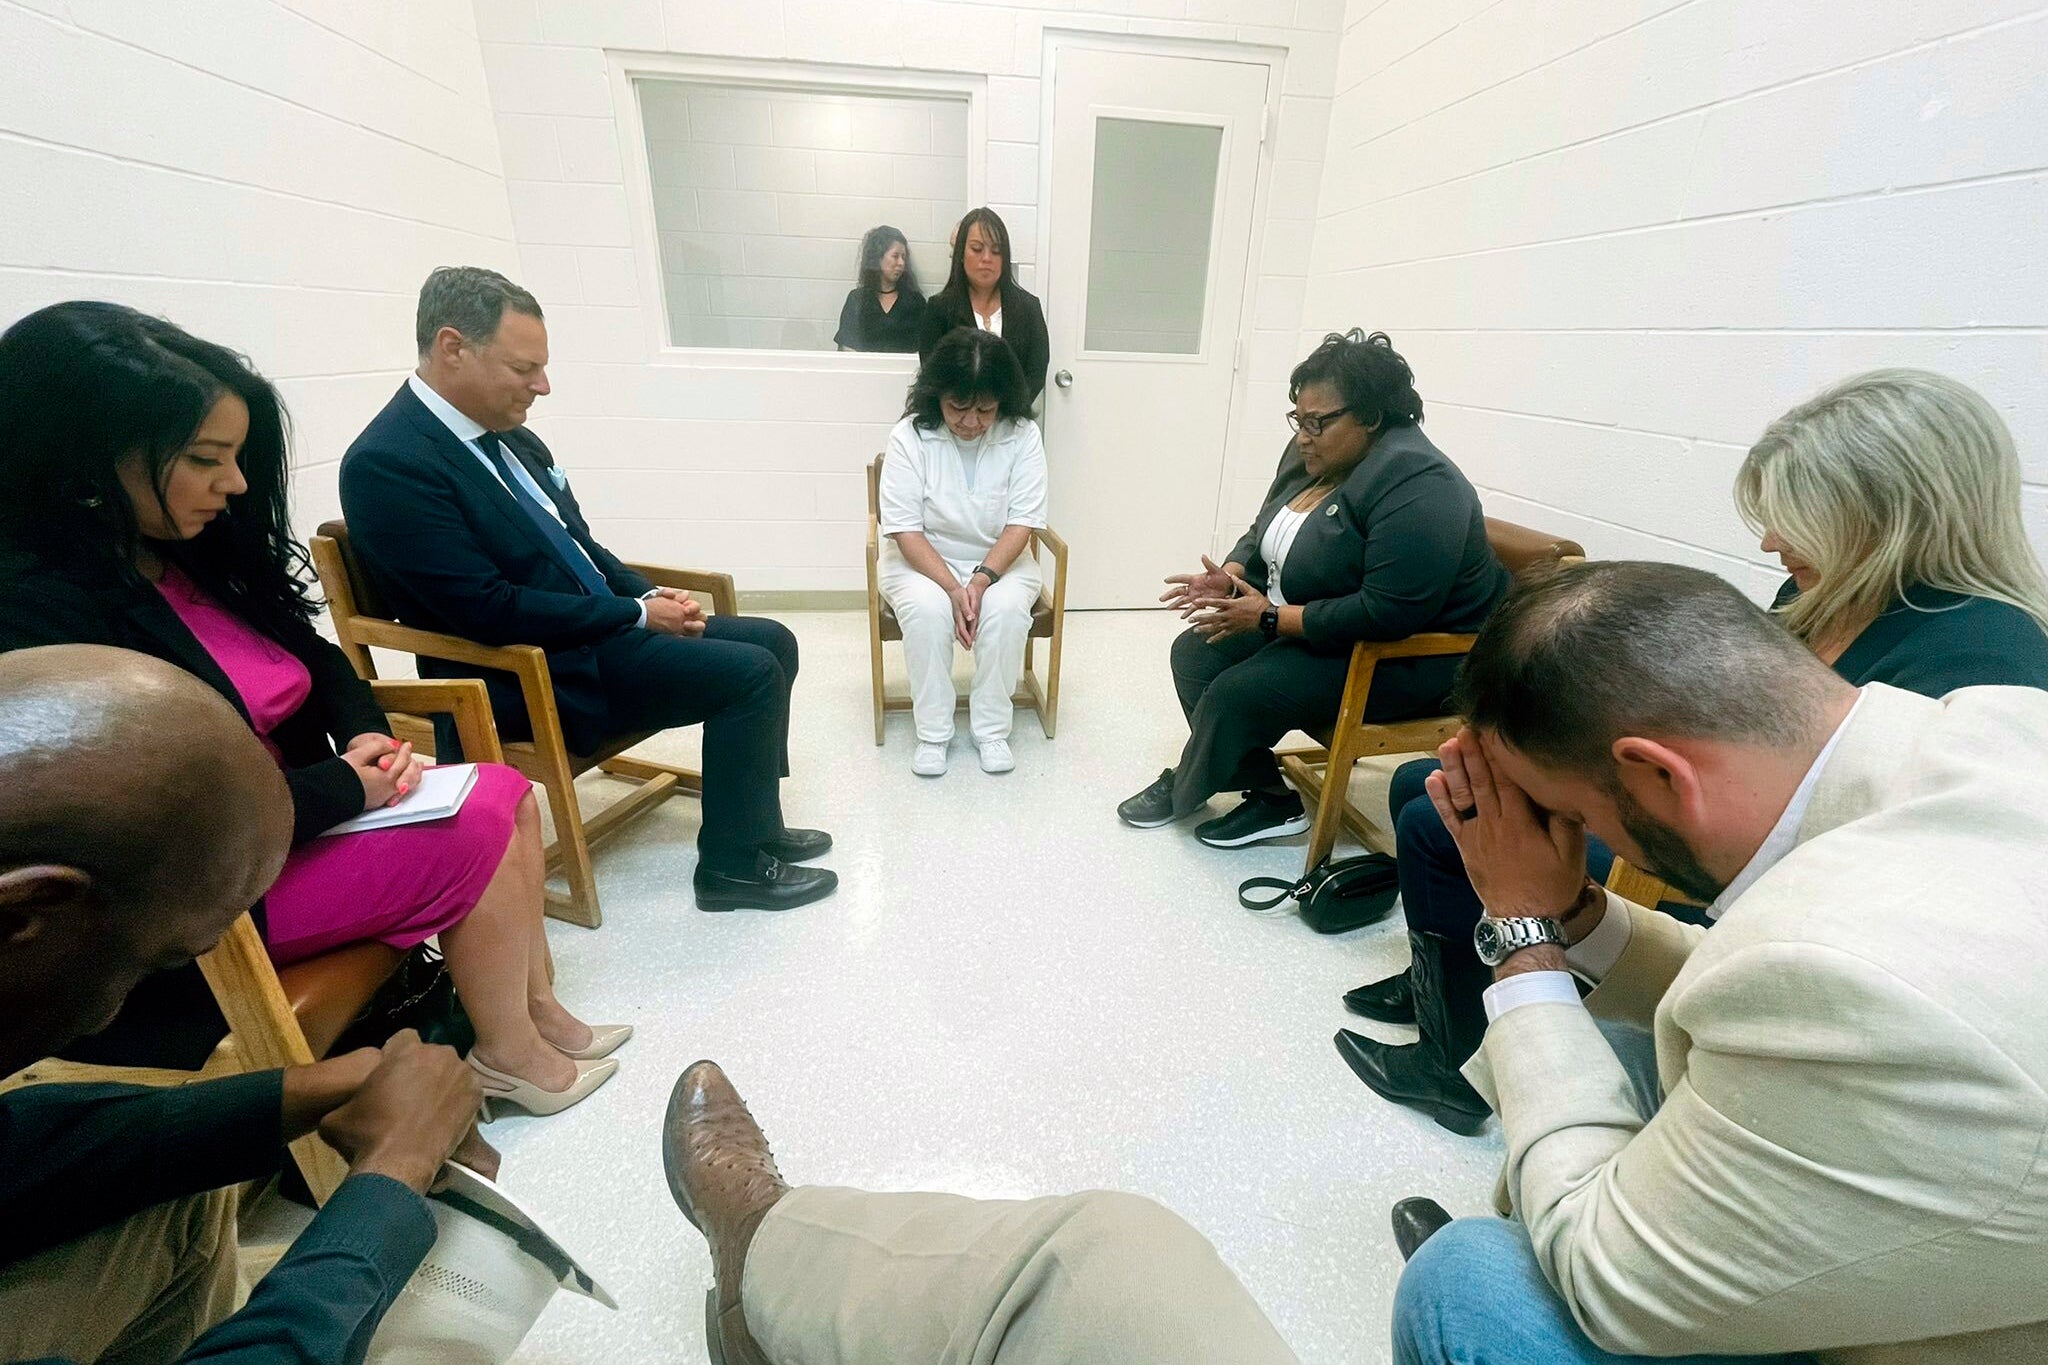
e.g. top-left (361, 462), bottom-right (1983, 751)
top-left (1226, 425), bottom-right (1509, 657)
top-left (835, 287), bottom-right (925, 353)
top-left (338, 383), bottom-right (655, 754)
top-left (1773, 580), bottom-right (2048, 694)
top-left (0, 550), bottom-right (392, 1068)
top-left (917, 284), bottom-right (1051, 404)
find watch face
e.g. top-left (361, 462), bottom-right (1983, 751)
top-left (1473, 918), bottom-right (1503, 964)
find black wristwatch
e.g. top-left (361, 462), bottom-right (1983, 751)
top-left (1259, 607), bottom-right (1280, 641)
top-left (972, 564), bottom-right (1001, 584)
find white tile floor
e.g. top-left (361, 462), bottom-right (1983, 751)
top-left (497, 608), bottom-right (1507, 1364)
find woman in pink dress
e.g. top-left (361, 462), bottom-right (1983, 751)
top-left (0, 302), bottom-right (623, 1116)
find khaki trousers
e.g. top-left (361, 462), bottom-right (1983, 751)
top-left (0, 1189), bottom-right (239, 1365)
top-left (743, 1186), bottom-right (1300, 1365)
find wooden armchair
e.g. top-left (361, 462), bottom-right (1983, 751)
top-left (312, 520), bottom-right (736, 929)
top-left (0, 677), bottom-right (503, 1205)
top-left (865, 453), bottom-right (1070, 744)
top-left (1277, 519), bottom-right (1585, 873)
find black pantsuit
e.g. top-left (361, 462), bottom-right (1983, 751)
top-left (1164, 426), bottom-right (1509, 816)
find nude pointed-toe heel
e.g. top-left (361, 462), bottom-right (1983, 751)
top-left (556, 1023), bottom-right (634, 1061)
top-left (469, 1055), bottom-right (618, 1119)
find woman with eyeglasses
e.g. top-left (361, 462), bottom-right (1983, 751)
top-left (1118, 330), bottom-right (1508, 846)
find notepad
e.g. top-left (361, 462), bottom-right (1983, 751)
top-left (320, 762), bottom-right (479, 837)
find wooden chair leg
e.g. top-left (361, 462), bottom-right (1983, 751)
top-left (1040, 626), bottom-right (1063, 740)
top-left (1302, 751), bottom-right (1350, 873)
top-left (868, 622), bottom-right (888, 749)
top-left (537, 753), bottom-right (602, 929)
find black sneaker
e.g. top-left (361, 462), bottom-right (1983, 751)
top-left (1117, 768), bottom-right (1179, 828)
top-left (1195, 790), bottom-right (1308, 848)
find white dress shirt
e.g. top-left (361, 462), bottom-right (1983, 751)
top-left (1482, 691), bottom-right (1867, 1022)
top-left (1258, 503), bottom-right (1314, 607)
top-left (407, 374), bottom-right (645, 625)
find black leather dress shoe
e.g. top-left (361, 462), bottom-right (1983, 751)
top-left (1117, 768), bottom-right (1179, 828)
top-left (694, 854), bottom-right (838, 912)
top-left (760, 828), bottom-right (832, 863)
top-left (1343, 969), bottom-right (1416, 1024)
top-left (1390, 1197), bottom-right (1452, 1261)
top-left (1334, 1030), bottom-right (1490, 1136)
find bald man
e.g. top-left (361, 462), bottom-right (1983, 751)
top-left (0, 646), bottom-right (491, 1365)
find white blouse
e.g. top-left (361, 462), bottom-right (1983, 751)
top-left (1259, 503), bottom-right (1313, 606)
top-left (878, 414), bottom-right (1049, 569)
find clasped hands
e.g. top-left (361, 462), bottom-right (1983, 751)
top-left (643, 586), bottom-right (706, 637)
top-left (949, 573), bottom-right (987, 649)
top-left (343, 733), bottom-right (424, 811)
top-left (1424, 728), bottom-right (1600, 941)
top-left (1161, 555), bottom-right (1268, 642)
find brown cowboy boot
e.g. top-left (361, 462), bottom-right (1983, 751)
top-left (662, 1061), bottom-right (790, 1365)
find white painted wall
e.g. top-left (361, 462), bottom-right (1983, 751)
top-left (1307, 0), bottom-right (2048, 601)
top-left (639, 81), bottom-right (965, 349)
top-left (476, 0), bottom-right (1346, 592)
top-left (0, 0), bottom-right (521, 532)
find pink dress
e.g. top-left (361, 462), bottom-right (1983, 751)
top-left (157, 566), bottom-right (532, 967)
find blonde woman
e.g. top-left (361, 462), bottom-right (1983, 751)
top-left (1343, 368), bottom-right (2048, 1135)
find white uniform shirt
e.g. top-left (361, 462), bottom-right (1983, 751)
top-left (878, 414), bottom-right (1048, 569)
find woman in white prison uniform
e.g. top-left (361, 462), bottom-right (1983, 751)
top-left (877, 329), bottom-right (1048, 776)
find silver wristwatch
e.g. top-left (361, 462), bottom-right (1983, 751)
top-left (1472, 915), bottom-right (1567, 967)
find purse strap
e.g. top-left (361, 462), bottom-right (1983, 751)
top-left (1238, 873), bottom-right (1315, 914)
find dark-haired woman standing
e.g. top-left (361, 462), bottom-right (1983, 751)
top-left (878, 329), bottom-right (1048, 777)
top-left (918, 208), bottom-right (1050, 404)
top-left (0, 301), bottom-right (621, 1116)
top-left (835, 225), bottom-right (926, 353)
top-left (1119, 330), bottom-right (1508, 846)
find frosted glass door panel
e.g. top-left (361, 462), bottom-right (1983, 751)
top-left (1082, 118), bottom-right (1223, 355)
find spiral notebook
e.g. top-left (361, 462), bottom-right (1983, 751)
top-left (319, 762), bottom-right (479, 837)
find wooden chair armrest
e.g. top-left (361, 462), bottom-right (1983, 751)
top-left (195, 914), bottom-right (314, 1071)
top-left (624, 563), bottom-right (738, 616)
top-left (1030, 524), bottom-right (1070, 562)
top-left (1350, 632), bottom-right (1478, 664)
top-left (368, 678), bottom-right (505, 764)
top-left (349, 618), bottom-right (544, 673)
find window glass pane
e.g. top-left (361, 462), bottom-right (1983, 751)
top-left (637, 79), bottom-right (967, 351)
top-left (1083, 118), bottom-right (1222, 355)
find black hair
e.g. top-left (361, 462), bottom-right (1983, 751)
top-left (934, 208), bottom-right (1016, 308)
top-left (1288, 329), bottom-right (1424, 432)
top-left (416, 265), bottom-right (544, 355)
top-left (903, 328), bottom-right (1032, 430)
top-left (1453, 560), bottom-right (1837, 778)
top-left (0, 301), bottom-right (322, 646)
top-left (857, 226), bottom-right (923, 301)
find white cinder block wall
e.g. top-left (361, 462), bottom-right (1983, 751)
top-left (1307, 0), bottom-right (2048, 601)
top-left (0, 1), bottom-right (522, 532)
top-left (475, 0), bottom-right (1346, 592)
top-left (641, 82), bottom-right (965, 349)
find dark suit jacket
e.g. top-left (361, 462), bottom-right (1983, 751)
top-left (917, 283), bottom-right (1051, 404)
top-left (1772, 579), bottom-right (2048, 693)
top-left (0, 550), bottom-right (391, 1067)
top-left (338, 383), bottom-right (655, 755)
top-left (1226, 425), bottom-right (1509, 657)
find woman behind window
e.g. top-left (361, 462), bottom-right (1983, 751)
top-left (1343, 367), bottom-right (2048, 1136)
top-left (919, 208), bottom-right (1050, 405)
top-left (835, 225), bottom-right (926, 353)
top-left (877, 330), bottom-right (1048, 777)
top-left (0, 301), bottom-right (626, 1117)
top-left (1120, 330), bottom-right (1509, 847)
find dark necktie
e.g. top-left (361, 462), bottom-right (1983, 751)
top-left (476, 431), bottom-right (612, 597)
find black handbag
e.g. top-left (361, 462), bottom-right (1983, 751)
top-left (330, 943), bottom-right (476, 1057)
top-left (1239, 853), bottom-right (1401, 934)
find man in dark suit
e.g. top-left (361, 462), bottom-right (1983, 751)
top-left (338, 267), bottom-right (834, 912)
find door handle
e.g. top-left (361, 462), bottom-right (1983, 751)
top-left (1053, 369), bottom-right (1073, 389)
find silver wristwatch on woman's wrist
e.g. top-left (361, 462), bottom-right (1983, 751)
top-left (1472, 915), bottom-right (1567, 967)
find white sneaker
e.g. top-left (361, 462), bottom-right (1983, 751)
top-left (912, 741), bottom-right (949, 777)
top-left (977, 739), bottom-right (1015, 774)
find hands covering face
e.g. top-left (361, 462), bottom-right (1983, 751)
top-left (1425, 728), bottom-right (1589, 919)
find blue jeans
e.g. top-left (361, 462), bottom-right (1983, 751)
top-left (1393, 1217), bottom-right (1815, 1365)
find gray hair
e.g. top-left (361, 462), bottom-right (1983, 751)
top-left (415, 266), bottom-right (543, 355)
top-left (1454, 561), bottom-right (1843, 779)
top-left (1735, 369), bottom-right (2048, 645)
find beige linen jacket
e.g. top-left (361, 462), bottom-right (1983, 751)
top-left (1463, 683), bottom-right (2048, 1364)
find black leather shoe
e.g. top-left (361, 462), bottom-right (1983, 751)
top-left (1390, 1197), bottom-right (1452, 1261)
top-left (759, 828), bottom-right (831, 863)
top-left (694, 854), bottom-right (837, 912)
top-left (1335, 1030), bottom-right (1490, 1136)
top-left (1117, 768), bottom-right (1179, 828)
top-left (1343, 970), bottom-right (1416, 1024)
top-left (1195, 790), bottom-right (1309, 847)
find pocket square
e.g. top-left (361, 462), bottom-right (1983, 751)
top-left (548, 466), bottom-right (568, 491)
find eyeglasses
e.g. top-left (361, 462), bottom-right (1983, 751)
top-left (1286, 407), bottom-right (1351, 437)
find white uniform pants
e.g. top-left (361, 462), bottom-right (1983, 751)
top-left (878, 547), bottom-right (1043, 745)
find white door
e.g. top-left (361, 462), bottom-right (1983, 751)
top-left (1041, 45), bottom-right (1270, 609)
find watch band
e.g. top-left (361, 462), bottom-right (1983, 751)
top-left (1472, 915), bottom-right (1567, 967)
top-left (972, 564), bottom-right (1000, 584)
top-left (1259, 607), bottom-right (1280, 641)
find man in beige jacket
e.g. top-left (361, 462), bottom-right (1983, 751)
top-left (1395, 560), bottom-right (2048, 1364)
